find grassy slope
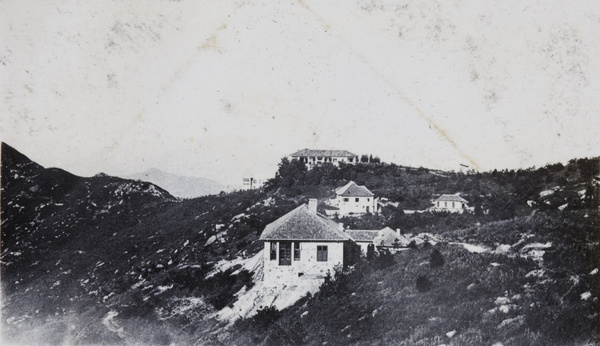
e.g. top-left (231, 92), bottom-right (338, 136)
top-left (227, 159), bottom-right (600, 345)
top-left (230, 210), bottom-right (599, 345)
top-left (2, 143), bottom-right (599, 345)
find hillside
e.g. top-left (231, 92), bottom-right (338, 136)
top-left (1, 143), bottom-right (288, 345)
top-left (126, 168), bottom-right (229, 199)
top-left (1, 143), bottom-right (599, 345)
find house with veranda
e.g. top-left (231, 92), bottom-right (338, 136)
top-left (288, 149), bottom-right (359, 170)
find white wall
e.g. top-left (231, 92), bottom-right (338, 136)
top-left (435, 200), bottom-right (467, 213)
top-left (263, 241), bottom-right (345, 284)
top-left (337, 195), bottom-right (376, 216)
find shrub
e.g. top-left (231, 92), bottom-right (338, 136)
top-left (416, 275), bottom-right (432, 292)
top-left (429, 249), bottom-right (444, 268)
top-left (373, 248), bottom-right (395, 270)
top-left (252, 305), bottom-right (281, 330)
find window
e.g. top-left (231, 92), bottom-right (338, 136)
top-left (317, 246), bottom-right (328, 262)
top-left (279, 242), bottom-right (291, 265)
top-left (294, 242), bottom-right (300, 261)
top-left (355, 198), bottom-right (359, 202)
top-left (343, 198), bottom-right (349, 202)
top-left (270, 242), bottom-right (277, 260)
top-left (367, 198), bottom-right (370, 202)
top-left (452, 202), bottom-right (455, 208)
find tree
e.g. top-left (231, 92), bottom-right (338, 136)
top-left (274, 157), bottom-right (307, 187)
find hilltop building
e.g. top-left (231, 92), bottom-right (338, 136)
top-left (431, 194), bottom-right (471, 213)
top-left (289, 149), bottom-right (358, 170)
top-left (259, 199), bottom-right (360, 284)
top-left (334, 181), bottom-right (378, 216)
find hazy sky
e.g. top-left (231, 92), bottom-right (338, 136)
top-left (1, 0), bottom-right (599, 186)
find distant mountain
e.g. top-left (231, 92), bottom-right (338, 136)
top-left (0, 142), bottom-right (282, 345)
top-left (2, 142), bottom-right (598, 345)
top-left (127, 168), bottom-right (228, 198)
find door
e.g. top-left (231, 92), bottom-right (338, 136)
top-left (279, 241), bottom-right (291, 265)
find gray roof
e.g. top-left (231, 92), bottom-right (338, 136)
top-left (336, 181), bottom-right (374, 197)
top-left (345, 230), bottom-right (379, 242)
top-left (346, 227), bottom-right (409, 246)
top-left (373, 227), bottom-right (410, 247)
top-left (290, 149), bottom-right (358, 158)
top-left (259, 204), bottom-right (350, 241)
top-left (434, 194), bottom-right (469, 204)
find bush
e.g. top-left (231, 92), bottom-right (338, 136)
top-left (252, 305), bottom-right (281, 330)
top-left (372, 248), bottom-right (395, 270)
top-left (416, 275), bottom-right (432, 292)
top-left (429, 249), bottom-right (444, 268)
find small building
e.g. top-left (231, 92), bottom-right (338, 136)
top-left (335, 181), bottom-right (377, 216)
top-left (373, 227), bottom-right (410, 250)
top-left (431, 194), bottom-right (470, 213)
top-left (343, 230), bottom-right (379, 255)
top-left (346, 227), bottom-right (409, 255)
top-left (289, 149), bottom-right (359, 170)
top-left (241, 177), bottom-right (266, 190)
top-left (259, 199), bottom-right (359, 284)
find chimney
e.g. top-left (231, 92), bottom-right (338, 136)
top-left (338, 223), bottom-right (344, 232)
top-left (396, 228), bottom-right (401, 235)
top-left (308, 199), bottom-right (318, 213)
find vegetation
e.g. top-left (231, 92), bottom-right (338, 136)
top-left (1, 142), bottom-right (598, 345)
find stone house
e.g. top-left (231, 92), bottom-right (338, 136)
top-left (259, 199), bottom-right (359, 284)
top-left (334, 181), bottom-right (377, 216)
top-left (431, 194), bottom-right (470, 213)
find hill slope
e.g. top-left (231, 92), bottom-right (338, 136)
top-left (1, 143), bottom-right (289, 345)
top-left (2, 144), bottom-right (599, 345)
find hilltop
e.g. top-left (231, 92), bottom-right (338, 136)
top-left (1, 143), bottom-right (598, 345)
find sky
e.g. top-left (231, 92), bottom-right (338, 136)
top-left (1, 0), bottom-right (599, 187)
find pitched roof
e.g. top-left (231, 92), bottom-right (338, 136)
top-left (373, 227), bottom-right (410, 247)
top-left (346, 227), bottom-right (409, 246)
top-left (289, 149), bottom-right (358, 158)
top-left (335, 181), bottom-right (374, 197)
top-left (345, 230), bottom-right (379, 242)
top-left (259, 204), bottom-right (350, 241)
top-left (434, 194), bottom-right (469, 204)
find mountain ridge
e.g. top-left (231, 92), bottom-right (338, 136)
top-left (126, 168), bottom-right (229, 199)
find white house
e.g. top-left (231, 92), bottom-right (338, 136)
top-left (241, 177), bottom-right (266, 190)
top-left (431, 194), bottom-right (470, 213)
top-left (335, 181), bottom-right (377, 216)
top-left (289, 149), bottom-right (359, 170)
top-left (346, 227), bottom-right (410, 255)
top-left (259, 199), bottom-right (359, 284)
